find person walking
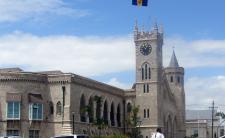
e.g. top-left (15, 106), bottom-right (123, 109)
top-left (151, 128), bottom-right (165, 138)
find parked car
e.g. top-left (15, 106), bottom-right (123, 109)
top-left (51, 134), bottom-right (89, 138)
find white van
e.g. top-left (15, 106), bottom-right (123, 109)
top-left (51, 134), bottom-right (89, 138)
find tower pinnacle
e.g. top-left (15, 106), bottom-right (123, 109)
top-left (169, 50), bottom-right (179, 67)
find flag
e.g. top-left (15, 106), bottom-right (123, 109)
top-left (132, 0), bottom-right (148, 6)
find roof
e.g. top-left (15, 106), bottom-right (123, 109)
top-left (186, 110), bottom-right (218, 120)
top-left (169, 50), bottom-right (179, 67)
top-left (0, 68), bottom-right (23, 73)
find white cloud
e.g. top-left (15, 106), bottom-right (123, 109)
top-left (106, 78), bottom-right (131, 89)
top-left (0, 31), bottom-right (134, 76)
top-left (0, 32), bottom-right (225, 76)
top-left (164, 38), bottom-right (225, 68)
top-left (185, 76), bottom-right (225, 111)
top-left (0, 0), bottom-right (89, 22)
top-left (1, 31), bottom-right (225, 110)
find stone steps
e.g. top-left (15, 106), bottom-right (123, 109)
top-left (62, 123), bottom-right (72, 135)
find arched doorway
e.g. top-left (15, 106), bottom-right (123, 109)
top-left (110, 102), bottom-right (115, 126)
top-left (80, 94), bottom-right (86, 122)
top-left (103, 100), bottom-right (108, 125)
top-left (117, 104), bottom-right (121, 127)
top-left (88, 96), bottom-right (94, 123)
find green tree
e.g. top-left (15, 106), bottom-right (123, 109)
top-left (126, 105), bottom-right (140, 138)
top-left (94, 96), bottom-right (107, 138)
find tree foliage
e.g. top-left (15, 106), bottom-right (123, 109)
top-left (126, 105), bottom-right (140, 138)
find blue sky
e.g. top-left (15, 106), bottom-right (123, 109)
top-left (1, 0), bottom-right (225, 111)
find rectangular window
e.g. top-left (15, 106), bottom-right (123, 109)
top-left (29, 103), bottom-right (43, 120)
top-left (147, 84), bottom-right (149, 93)
top-left (147, 109), bottom-right (149, 118)
top-left (177, 76), bottom-right (180, 83)
top-left (142, 68), bottom-right (144, 80)
top-left (7, 130), bottom-right (19, 136)
top-left (144, 109), bottom-right (146, 118)
top-left (29, 130), bottom-right (40, 138)
top-left (7, 101), bottom-right (20, 119)
top-left (143, 85), bottom-right (145, 93)
top-left (193, 129), bottom-right (198, 137)
top-left (145, 65), bottom-right (147, 80)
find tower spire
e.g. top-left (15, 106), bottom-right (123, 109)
top-left (169, 49), bottom-right (179, 67)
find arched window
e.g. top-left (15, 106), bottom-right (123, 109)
top-left (142, 63), bottom-right (151, 80)
top-left (145, 64), bottom-right (148, 80)
top-left (148, 67), bottom-right (151, 79)
top-left (56, 101), bottom-right (62, 115)
top-left (49, 101), bottom-right (54, 115)
top-left (127, 103), bottom-right (132, 113)
top-left (144, 109), bottom-right (146, 118)
top-left (170, 76), bottom-right (173, 82)
top-left (142, 68), bottom-right (144, 80)
top-left (80, 94), bottom-right (86, 122)
top-left (147, 109), bottom-right (150, 118)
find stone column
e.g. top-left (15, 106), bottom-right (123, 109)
top-left (93, 101), bottom-right (96, 121)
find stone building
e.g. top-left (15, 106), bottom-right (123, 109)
top-left (0, 23), bottom-right (185, 138)
top-left (186, 110), bottom-right (224, 138)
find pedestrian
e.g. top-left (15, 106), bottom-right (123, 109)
top-left (151, 128), bottom-right (165, 138)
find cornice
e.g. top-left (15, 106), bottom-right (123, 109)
top-left (71, 74), bottom-right (125, 97)
top-left (0, 72), bottom-right (47, 83)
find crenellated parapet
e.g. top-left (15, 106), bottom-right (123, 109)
top-left (134, 21), bottom-right (163, 43)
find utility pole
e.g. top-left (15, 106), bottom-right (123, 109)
top-left (212, 101), bottom-right (214, 138)
top-left (209, 100), bottom-right (215, 138)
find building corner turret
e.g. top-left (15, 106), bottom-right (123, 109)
top-left (164, 50), bottom-right (186, 138)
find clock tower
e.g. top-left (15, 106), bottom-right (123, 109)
top-left (134, 22), bottom-right (164, 137)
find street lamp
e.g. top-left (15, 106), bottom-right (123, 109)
top-left (72, 112), bottom-right (75, 134)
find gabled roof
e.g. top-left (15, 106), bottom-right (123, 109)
top-left (186, 110), bottom-right (218, 120)
top-left (169, 50), bottom-right (179, 67)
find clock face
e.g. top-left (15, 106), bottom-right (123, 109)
top-left (140, 42), bottom-right (152, 55)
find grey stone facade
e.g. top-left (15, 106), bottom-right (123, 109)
top-left (0, 23), bottom-right (185, 138)
top-left (186, 110), bottom-right (224, 138)
top-left (133, 23), bottom-right (185, 138)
